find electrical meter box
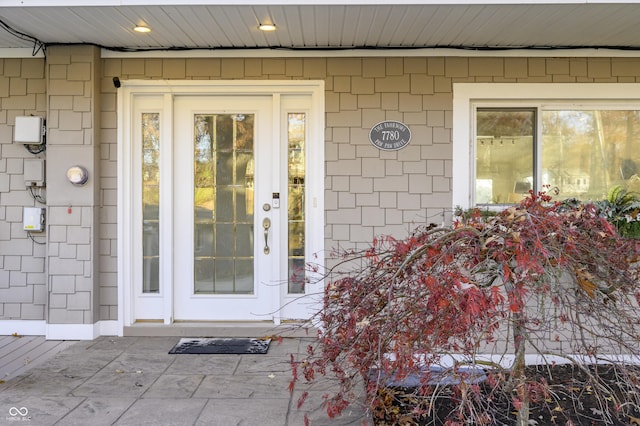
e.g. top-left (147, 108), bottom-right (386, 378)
top-left (23, 207), bottom-right (45, 232)
top-left (24, 158), bottom-right (45, 187)
top-left (14, 116), bottom-right (45, 144)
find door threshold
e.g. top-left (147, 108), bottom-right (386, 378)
top-left (124, 321), bottom-right (315, 338)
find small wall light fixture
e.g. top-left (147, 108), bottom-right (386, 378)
top-left (134, 25), bottom-right (151, 33)
top-left (67, 165), bottom-right (89, 186)
top-left (258, 23), bottom-right (276, 32)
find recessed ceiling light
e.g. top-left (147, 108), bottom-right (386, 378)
top-left (134, 25), bottom-right (151, 33)
top-left (258, 24), bottom-right (276, 32)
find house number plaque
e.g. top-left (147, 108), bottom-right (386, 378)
top-left (369, 120), bottom-right (411, 151)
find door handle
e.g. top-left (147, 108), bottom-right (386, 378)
top-left (263, 218), bottom-right (271, 254)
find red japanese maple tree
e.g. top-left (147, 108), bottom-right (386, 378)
top-left (291, 192), bottom-right (640, 425)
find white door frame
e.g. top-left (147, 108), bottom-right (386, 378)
top-left (117, 80), bottom-right (325, 332)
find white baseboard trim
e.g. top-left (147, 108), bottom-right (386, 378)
top-left (98, 320), bottom-right (119, 336)
top-left (46, 324), bottom-right (95, 340)
top-left (0, 320), bottom-right (46, 336)
top-left (45, 321), bottom-right (119, 340)
top-left (394, 353), bottom-right (640, 368)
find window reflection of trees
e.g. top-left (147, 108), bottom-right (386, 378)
top-left (142, 112), bottom-right (160, 293)
top-left (542, 110), bottom-right (640, 200)
top-left (476, 108), bottom-right (640, 204)
top-left (288, 113), bottom-right (306, 294)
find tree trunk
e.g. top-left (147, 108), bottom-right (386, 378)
top-left (513, 314), bottom-right (530, 426)
top-left (506, 279), bottom-right (530, 426)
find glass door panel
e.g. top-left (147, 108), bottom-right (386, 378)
top-left (142, 112), bottom-right (160, 293)
top-left (287, 113), bottom-right (306, 294)
top-left (193, 113), bottom-right (255, 295)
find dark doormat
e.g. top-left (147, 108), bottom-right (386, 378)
top-left (168, 337), bottom-right (271, 355)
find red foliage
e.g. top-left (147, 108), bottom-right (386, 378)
top-left (292, 193), bottom-right (640, 424)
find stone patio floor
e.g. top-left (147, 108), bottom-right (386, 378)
top-left (0, 335), bottom-right (368, 426)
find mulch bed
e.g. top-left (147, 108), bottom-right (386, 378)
top-left (372, 364), bottom-right (640, 425)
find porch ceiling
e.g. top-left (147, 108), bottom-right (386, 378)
top-left (1, 2), bottom-right (640, 54)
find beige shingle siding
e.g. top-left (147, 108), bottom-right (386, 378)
top-left (4, 55), bottom-right (639, 322)
top-left (97, 56), bottom-right (640, 319)
top-left (0, 58), bottom-right (46, 321)
top-left (46, 45), bottom-right (101, 325)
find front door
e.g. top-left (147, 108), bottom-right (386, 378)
top-left (173, 96), bottom-right (274, 320)
top-left (121, 81), bottom-right (325, 328)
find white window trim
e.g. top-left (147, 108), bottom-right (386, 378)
top-left (452, 83), bottom-right (640, 210)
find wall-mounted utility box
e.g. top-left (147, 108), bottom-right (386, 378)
top-left (23, 207), bottom-right (45, 232)
top-left (24, 158), bottom-right (45, 187)
top-left (14, 116), bottom-right (45, 144)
